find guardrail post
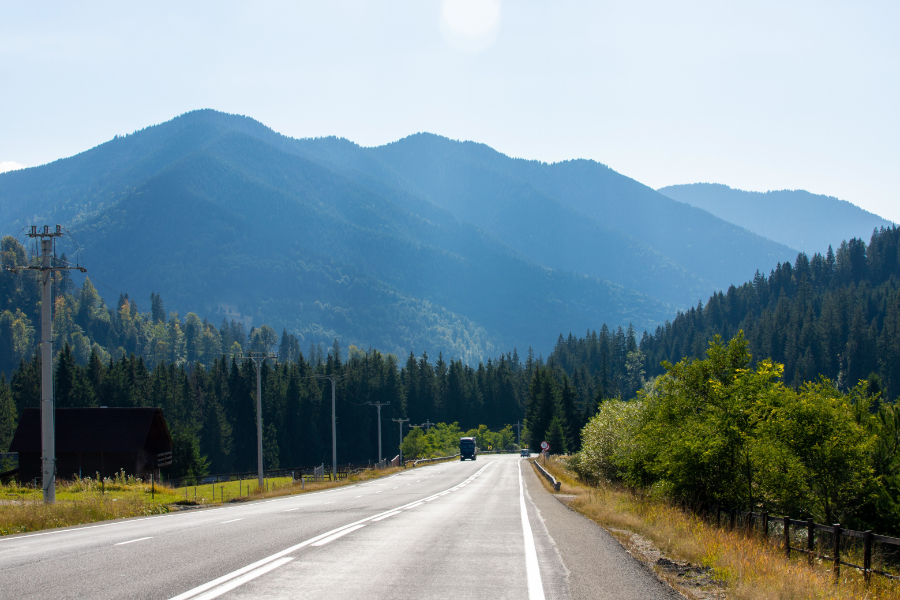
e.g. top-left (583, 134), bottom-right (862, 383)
top-left (784, 516), bottom-right (791, 558)
top-left (833, 523), bottom-right (842, 581)
top-left (863, 530), bottom-right (872, 585)
top-left (807, 518), bottom-right (815, 565)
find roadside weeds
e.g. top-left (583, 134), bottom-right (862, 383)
top-left (532, 457), bottom-right (900, 600)
top-left (0, 465), bottom-right (411, 537)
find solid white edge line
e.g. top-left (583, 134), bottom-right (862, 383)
top-left (310, 524), bottom-right (366, 546)
top-left (220, 519), bottom-right (243, 524)
top-left (519, 461), bottom-right (546, 600)
top-left (114, 536), bottom-right (152, 546)
top-left (169, 461), bottom-right (493, 600)
top-left (190, 557), bottom-right (294, 600)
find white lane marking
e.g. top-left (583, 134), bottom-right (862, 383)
top-left (320, 502), bottom-right (335, 505)
top-left (170, 462), bottom-right (493, 600)
top-left (354, 495), bottom-right (363, 498)
top-left (311, 524), bottom-right (366, 546)
top-left (190, 557), bottom-right (294, 600)
top-left (424, 497), bottom-right (438, 502)
top-left (114, 537), bottom-right (152, 546)
top-left (220, 519), bottom-right (243, 524)
top-left (284, 508), bottom-right (300, 512)
top-left (406, 502), bottom-right (424, 509)
top-left (371, 511), bottom-right (401, 522)
top-left (519, 462), bottom-right (546, 600)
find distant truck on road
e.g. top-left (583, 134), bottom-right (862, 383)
top-left (459, 437), bottom-right (477, 461)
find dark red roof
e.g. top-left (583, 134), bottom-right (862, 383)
top-left (9, 408), bottom-right (171, 453)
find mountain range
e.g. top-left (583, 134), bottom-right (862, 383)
top-left (658, 183), bottom-right (892, 256)
top-left (0, 110), bottom-right (881, 361)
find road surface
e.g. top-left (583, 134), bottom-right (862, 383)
top-left (0, 455), bottom-right (677, 599)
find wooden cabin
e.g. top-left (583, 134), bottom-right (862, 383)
top-left (9, 407), bottom-right (173, 482)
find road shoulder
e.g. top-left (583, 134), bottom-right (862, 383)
top-left (522, 460), bottom-right (681, 600)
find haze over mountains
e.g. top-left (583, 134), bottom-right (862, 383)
top-left (1, 109), bottom-right (875, 362)
top-left (659, 183), bottom-right (893, 256)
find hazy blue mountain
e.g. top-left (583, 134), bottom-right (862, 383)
top-left (0, 111), bottom-right (671, 361)
top-left (365, 135), bottom-right (796, 290)
top-left (658, 183), bottom-right (893, 255)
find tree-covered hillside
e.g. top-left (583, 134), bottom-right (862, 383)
top-left (0, 111), bottom-right (673, 362)
top-left (548, 226), bottom-right (900, 403)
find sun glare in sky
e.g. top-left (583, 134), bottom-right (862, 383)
top-left (440, 0), bottom-right (501, 52)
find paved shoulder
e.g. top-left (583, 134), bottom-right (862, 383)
top-left (522, 462), bottom-right (680, 600)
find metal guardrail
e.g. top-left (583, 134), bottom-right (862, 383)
top-left (531, 458), bottom-right (561, 491)
top-left (412, 454), bottom-right (460, 467)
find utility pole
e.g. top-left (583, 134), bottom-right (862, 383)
top-left (392, 417), bottom-right (409, 464)
top-left (513, 422), bottom-right (523, 447)
top-left (367, 402), bottom-right (390, 463)
top-left (420, 419), bottom-right (435, 431)
top-left (248, 351), bottom-right (277, 489)
top-left (5, 225), bottom-right (85, 504)
top-left (314, 374), bottom-right (344, 478)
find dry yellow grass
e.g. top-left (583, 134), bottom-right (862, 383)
top-left (538, 456), bottom-right (900, 600)
top-left (0, 465), bottom-right (411, 537)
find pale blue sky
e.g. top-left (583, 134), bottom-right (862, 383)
top-left (2, 1), bottom-right (898, 222)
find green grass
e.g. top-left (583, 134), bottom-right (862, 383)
top-left (0, 466), bottom-right (407, 537)
top-left (172, 476), bottom-right (294, 504)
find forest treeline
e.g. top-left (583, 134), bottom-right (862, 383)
top-left (573, 333), bottom-right (900, 535)
top-left (548, 226), bottom-right (900, 402)
top-left (0, 343), bottom-right (540, 478)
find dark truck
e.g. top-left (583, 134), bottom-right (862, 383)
top-left (459, 437), bottom-right (477, 461)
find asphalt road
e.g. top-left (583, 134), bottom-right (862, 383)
top-left (0, 456), bottom-right (677, 599)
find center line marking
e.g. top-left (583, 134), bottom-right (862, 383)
top-left (169, 462), bottom-right (493, 600)
top-left (371, 511), bottom-right (401, 522)
top-left (311, 524), bottom-right (366, 546)
top-left (115, 537), bottom-right (152, 546)
top-left (220, 519), bottom-right (243, 524)
top-left (284, 508), bottom-right (300, 512)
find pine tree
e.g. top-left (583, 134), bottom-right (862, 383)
top-left (0, 374), bottom-right (16, 452)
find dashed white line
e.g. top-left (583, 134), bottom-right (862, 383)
top-left (220, 519), bottom-right (243, 524)
top-left (115, 537), bottom-right (152, 546)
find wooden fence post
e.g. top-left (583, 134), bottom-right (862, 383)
top-left (784, 516), bottom-right (791, 558)
top-left (863, 530), bottom-right (873, 586)
top-left (730, 509), bottom-right (737, 530)
top-left (747, 512), bottom-right (754, 537)
top-left (716, 506), bottom-right (721, 529)
top-left (833, 523), bottom-right (842, 581)
top-left (807, 518), bottom-right (815, 566)
top-left (762, 512), bottom-right (769, 540)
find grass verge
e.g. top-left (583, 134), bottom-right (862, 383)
top-left (1, 466), bottom-right (407, 537)
top-left (535, 456), bottom-right (900, 600)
